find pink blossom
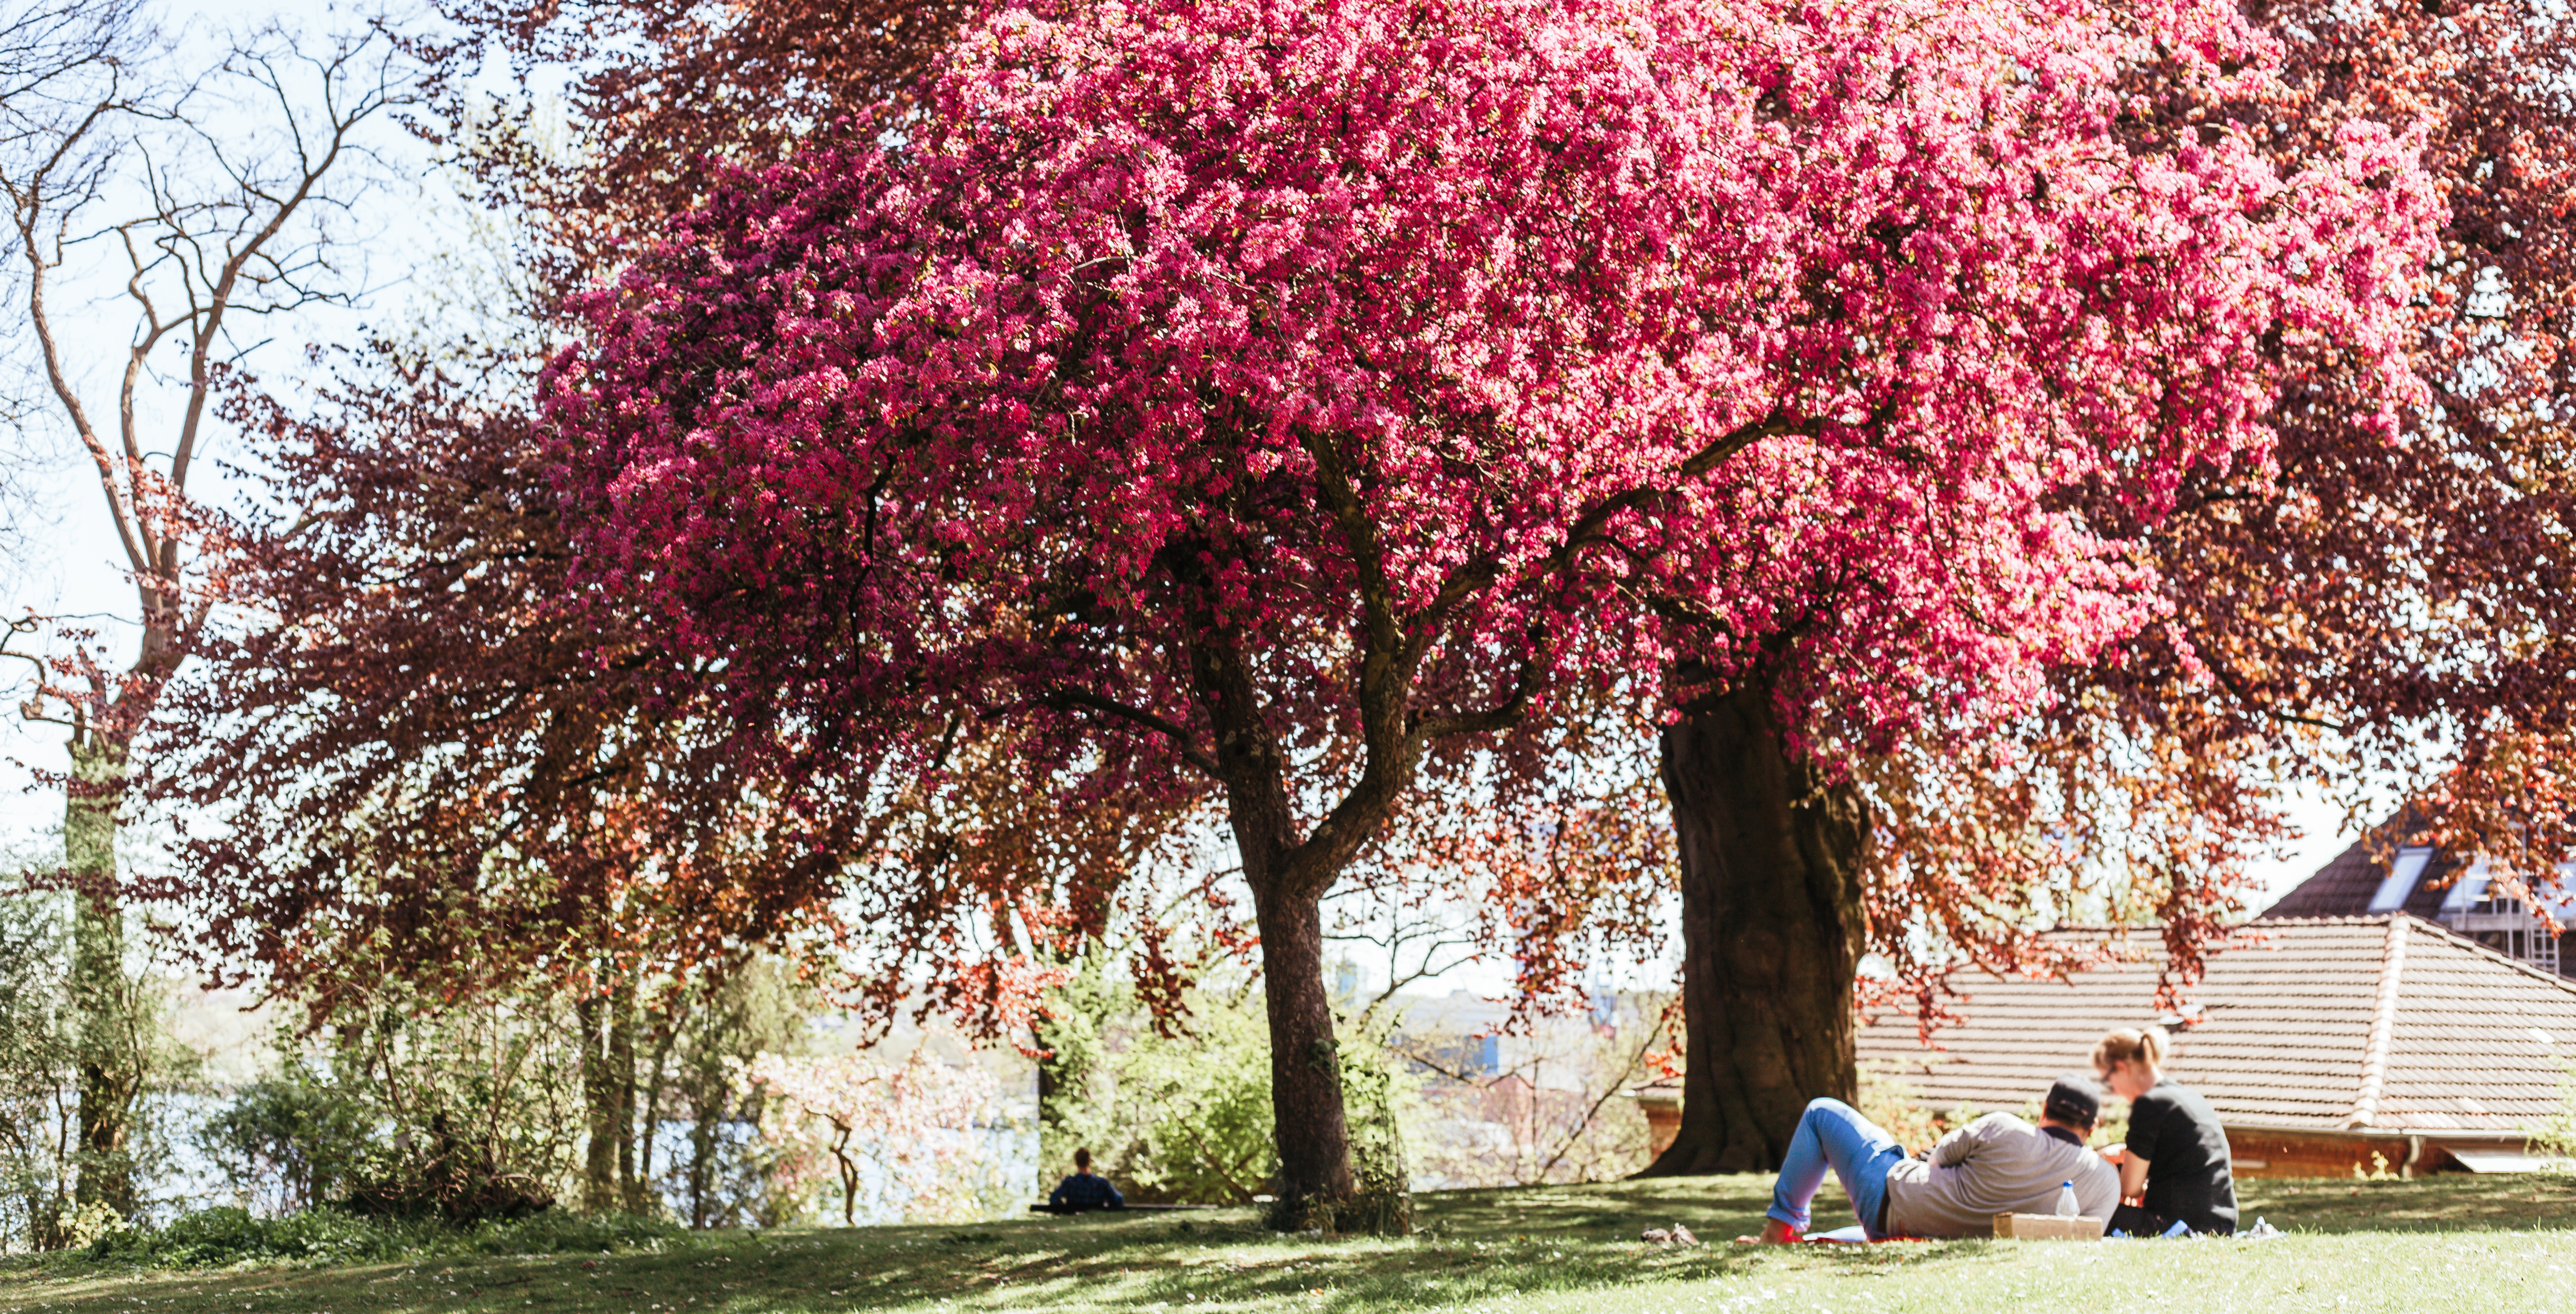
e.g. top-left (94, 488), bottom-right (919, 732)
top-left (552, 0), bottom-right (2428, 768)
top-left (547, 0), bottom-right (2434, 1200)
top-left (734, 1048), bottom-right (1001, 1224)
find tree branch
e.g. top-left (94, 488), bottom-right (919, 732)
top-left (1035, 687), bottom-right (1221, 779)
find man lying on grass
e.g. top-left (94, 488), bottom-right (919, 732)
top-left (1745, 1075), bottom-right (2119, 1242)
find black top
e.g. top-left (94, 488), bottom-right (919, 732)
top-left (2126, 1079), bottom-right (2237, 1234)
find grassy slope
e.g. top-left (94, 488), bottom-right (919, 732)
top-left (9, 1175), bottom-right (2576, 1314)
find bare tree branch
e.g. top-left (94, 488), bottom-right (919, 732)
top-left (1, 7), bottom-right (416, 744)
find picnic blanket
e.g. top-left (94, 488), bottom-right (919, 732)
top-left (1803, 1217), bottom-right (2277, 1243)
top-left (1804, 1225), bottom-right (1918, 1243)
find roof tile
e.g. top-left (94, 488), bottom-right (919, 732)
top-left (1857, 916), bottom-right (2576, 1134)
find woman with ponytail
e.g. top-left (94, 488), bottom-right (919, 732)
top-left (2094, 1027), bottom-right (2238, 1236)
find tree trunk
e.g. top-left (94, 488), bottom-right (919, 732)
top-left (67, 734), bottom-right (143, 1217)
top-left (686, 1071), bottom-right (719, 1228)
top-left (1175, 538), bottom-right (1405, 1232)
top-left (1638, 682), bottom-right (1871, 1177)
top-left (1252, 887), bottom-right (1356, 1225)
top-left (578, 991), bottom-right (619, 1213)
top-left (611, 985), bottom-right (640, 1213)
top-left (634, 1013), bottom-right (677, 1217)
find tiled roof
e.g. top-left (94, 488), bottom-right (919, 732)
top-left (1857, 916), bottom-right (2576, 1136)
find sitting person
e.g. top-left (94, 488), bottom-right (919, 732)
top-left (1748, 1075), bottom-right (2118, 1242)
top-left (2094, 1026), bottom-right (2237, 1236)
top-left (1047, 1147), bottom-right (1125, 1213)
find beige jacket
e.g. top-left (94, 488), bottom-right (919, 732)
top-left (1882, 1112), bottom-right (2119, 1238)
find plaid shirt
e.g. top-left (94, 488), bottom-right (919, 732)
top-left (1049, 1171), bottom-right (1124, 1212)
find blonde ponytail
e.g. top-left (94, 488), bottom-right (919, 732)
top-left (2092, 1026), bottom-right (2169, 1073)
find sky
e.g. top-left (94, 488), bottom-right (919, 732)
top-left (0, 0), bottom-right (2396, 998)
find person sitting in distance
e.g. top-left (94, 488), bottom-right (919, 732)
top-left (1744, 1075), bottom-right (2118, 1242)
top-left (1048, 1147), bottom-right (1125, 1213)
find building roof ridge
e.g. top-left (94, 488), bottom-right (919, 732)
top-left (2030, 915), bottom-right (2405, 935)
top-left (2342, 915), bottom-right (2409, 1130)
top-left (1859, 909), bottom-right (2576, 1144)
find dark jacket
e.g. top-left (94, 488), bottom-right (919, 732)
top-left (1049, 1171), bottom-right (1124, 1211)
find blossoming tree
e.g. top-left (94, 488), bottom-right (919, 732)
top-left (735, 1048), bottom-right (999, 1225)
top-left (547, 0), bottom-right (2429, 1220)
top-left (1645, 0), bottom-right (2576, 1174)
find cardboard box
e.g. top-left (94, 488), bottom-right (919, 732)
top-left (1992, 1213), bottom-right (2106, 1241)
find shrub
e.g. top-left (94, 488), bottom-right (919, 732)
top-left (86, 1204), bottom-right (684, 1269)
top-left (1044, 973), bottom-right (1278, 1207)
top-left (196, 1069), bottom-right (374, 1216)
top-left (212, 981), bottom-right (585, 1225)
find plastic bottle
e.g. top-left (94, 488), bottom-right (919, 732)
top-left (2054, 1181), bottom-right (2079, 1218)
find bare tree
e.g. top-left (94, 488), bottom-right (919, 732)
top-left (0, 0), bottom-right (144, 577)
top-left (0, 1), bottom-right (414, 1219)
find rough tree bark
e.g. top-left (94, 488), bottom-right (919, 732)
top-left (1638, 682), bottom-right (1871, 1176)
top-left (1249, 888), bottom-right (1357, 1219)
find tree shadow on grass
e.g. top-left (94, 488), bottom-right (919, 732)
top-left (17, 1174), bottom-right (2576, 1313)
top-left (792, 1176), bottom-right (1970, 1310)
top-left (0, 1178), bottom-right (1931, 1314)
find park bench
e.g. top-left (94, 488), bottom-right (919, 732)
top-left (1028, 1202), bottom-right (1220, 1217)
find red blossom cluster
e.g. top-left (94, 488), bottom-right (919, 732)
top-left (146, 0), bottom-right (2569, 1210)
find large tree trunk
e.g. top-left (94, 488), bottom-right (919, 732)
top-left (67, 734), bottom-right (143, 1217)
top-left (1639, 683), bottom-right (1870, 1176)
top-left (1252, 887), bottom-right (1357, 1225)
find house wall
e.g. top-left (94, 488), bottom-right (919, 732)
top-left (1638, 1091), bottom-right (1681, 1157)
top-left (2222, 1128), bottom-right (2519, 1179)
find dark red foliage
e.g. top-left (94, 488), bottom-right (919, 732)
top-left (420, 0), bottom-right (966, 266)
top-left (2134, 0), bottom-right (2576, 901)
top-left (2230, 0), bottom-right (2576, 886)
top-left (145, 346), bottom-right (1188, 1034)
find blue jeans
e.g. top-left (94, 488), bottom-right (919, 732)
top-left (1766, 1098), bottom-right (1906, 1237)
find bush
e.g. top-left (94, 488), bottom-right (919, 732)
top-left (1330, 1028), bottom-right (1413, 1237)
top-left (336, 1114), bottom-right (559, 1224)
top-left (1042, 970), bottom-right (1277, 1206)
top-left (196, 1070), bottom-right (374, 1216)
top-left (204, 980), bottom-right (586, 1225)
top-left (111, 1205), bottom-right (407, 1267)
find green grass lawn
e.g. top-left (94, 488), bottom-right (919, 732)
top-left (10, 1175), bottom-right (2576, 1314)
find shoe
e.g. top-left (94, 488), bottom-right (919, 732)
top-left (1733, 1218), bottom-right (1802, 1245)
